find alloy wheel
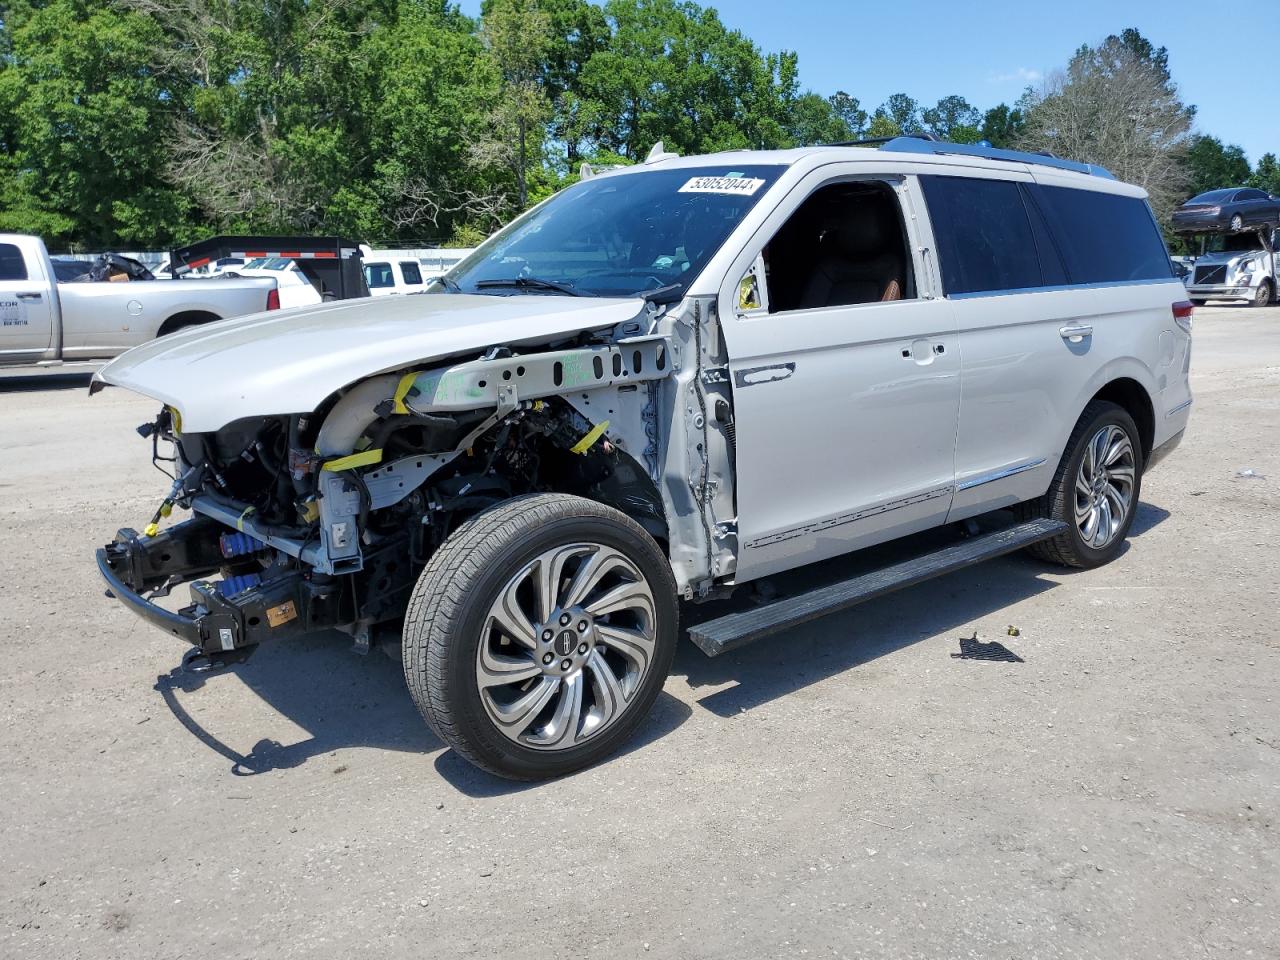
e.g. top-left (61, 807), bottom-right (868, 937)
top-left (1074, 424), bottom-right (1136, 550)
top-left (475, 543), bottom-right (658, 750)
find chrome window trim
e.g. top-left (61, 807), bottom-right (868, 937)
top-left (949, 277), bottom-right (1177, 300)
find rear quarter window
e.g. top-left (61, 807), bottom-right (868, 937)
top-left (920, 176), bottom-right (1043, 295)
top-left (0, 243), bottom-right (29, 281)
top-left (1032, 185), bottom-right (1173, 283)
top-left (400, 261), bottom-right (423, 285)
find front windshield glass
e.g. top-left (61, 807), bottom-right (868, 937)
top-left (446, 164), bottom-right (785, 299)
top-left (1202, 233), bottom-right (1266, 253)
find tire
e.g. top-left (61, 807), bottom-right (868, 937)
top-left (1190, 299), bottom-right (1207, 307)
top-left (1250, 280), bottom-right (1273, 308)
top-left (403, 493), bottom-right (678, 780)
top-left (1018, 401), bottom-right (1143, 569)
top-left (1230, 213), bottom-right (1244, 232)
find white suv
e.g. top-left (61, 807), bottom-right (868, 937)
top-left (95, 137), bottom-right (1192, 779)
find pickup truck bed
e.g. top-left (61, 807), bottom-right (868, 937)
top-left (0, 233), bottom-right (278, 368)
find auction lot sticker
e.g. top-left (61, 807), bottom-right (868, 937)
top-left (679, 175), bottom-right (766, 196)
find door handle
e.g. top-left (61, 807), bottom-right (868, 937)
top-left (1060, 323), bottom-right (1093, 343)
top-left (16, 292), bottom-right (42, 302)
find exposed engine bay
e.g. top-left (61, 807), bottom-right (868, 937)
top-left (97, 312), bottom-right (739, 661)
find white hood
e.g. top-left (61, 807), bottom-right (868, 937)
top-left (94, 293), bottom-right (646, 432)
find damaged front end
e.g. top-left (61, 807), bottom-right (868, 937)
top-left (97, 333), bottom-right (685, 659)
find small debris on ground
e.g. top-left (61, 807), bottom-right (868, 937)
top-left (1007, 625), bottom-right (1021, 637)
top-left (1235, 468), bottom-right (1265, 480)
top-left (332, 764), bottom-right (348, 775)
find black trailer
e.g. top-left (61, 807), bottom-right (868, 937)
top-left (169, 235), bottom-right (370, 301)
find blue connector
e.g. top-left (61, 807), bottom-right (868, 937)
top-left (216, 573), bottom-right (262, 597)
top-left (219, 531), bottom-right (266, 559)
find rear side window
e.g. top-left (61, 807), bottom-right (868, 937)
top-left (1032, 185), bottom-right (1173, 283)
top-left (0, 243), bottom-right (28, 281)
top-left (400, 261), bottom-right (423, 285)
top-left (920, 176), bottom-right (1042, 294)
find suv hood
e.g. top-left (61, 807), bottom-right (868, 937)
top-left (94, 293), bottom-right (647, 432)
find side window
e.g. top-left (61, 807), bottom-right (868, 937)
top-left (735, 180), bottom-right (914, 314)
top-left (1020, 186), bottom-right (1069, 287)
top-left (919, 176), bottom-right (1041, 295)
top-left (1033, 185), bottom-right (1173, 283)
top-left (400, 261), bottom-right (423, 285)
top-left (364, 262), bottom-right (394, 288)
top-left (0, 243), bottom-right (29, 281)
top-left (1238, 189), bottom-right (1266, 201)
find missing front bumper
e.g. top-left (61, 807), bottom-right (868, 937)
top-left (98, 521), bottom-right (350, 655)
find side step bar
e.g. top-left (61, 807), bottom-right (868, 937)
top-left (688, 518), bottom-right (1067, 657)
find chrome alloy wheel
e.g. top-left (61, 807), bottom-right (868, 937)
top-left (475, 543), bottom-right (658, 750)
top-left (1074, 424), bottom-right (1136, 550)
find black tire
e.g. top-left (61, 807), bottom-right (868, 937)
top-left (1250, 280), bottom-right (1273, 308)
top-left (1190, 299), bottom-right (1207, 307)
top-left (1017, 400), bottom-right (1144, 569)
top-left (402, 493), bottom-right (678, 780)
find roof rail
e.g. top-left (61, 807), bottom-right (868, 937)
top-left (827, 133), bottom-right (944, 148)
top-left (877, 137), bottom-right (1115, 178)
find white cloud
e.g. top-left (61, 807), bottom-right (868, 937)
top-left (988, 67), bottom-right (1043, 85)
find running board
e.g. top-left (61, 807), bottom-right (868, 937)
top-left (688, 518), bottom-right (1067, 657)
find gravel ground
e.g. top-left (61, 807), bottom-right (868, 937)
top-left (2, 305), bottom-right (1277, 959)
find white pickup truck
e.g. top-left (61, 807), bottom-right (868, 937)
top-left (0, 233), bottom-right (279, 369)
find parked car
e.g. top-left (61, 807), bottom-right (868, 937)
top-left (0, 234), bottom-right (279, 369)
top-left (363, 258), bottom-right (427, 296)
top-left (94, 138), bottom-right (1191, 780)
top-left (1184, 229), bottom-right (1278, 307)
top-left (1172, 187), bottom-right (1280, 234)
top-left (232, 257), bottom-right (323, 309)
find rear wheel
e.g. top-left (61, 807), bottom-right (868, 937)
top-left (1020, 401), bottom-right (1143, 569)
top-left (402, 494), bottom-right (678, 780)
top-left (1190, 298), bottom-right (1207, 307)
top-left (1230, 213), bottom-right (1244, 232)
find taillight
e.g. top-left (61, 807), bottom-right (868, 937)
top-left (1172, 299), bottom-right (1193, 334)
top-left (266, 289), bottom-right (281, 311)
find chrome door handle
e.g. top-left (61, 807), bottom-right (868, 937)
top-left (16, 292), bottom-right (42, 302)
top-left (1060, 323), bottom-right (1093, 343)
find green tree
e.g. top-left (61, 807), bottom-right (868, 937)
top-left (0, 0), bottom-right (194, 247)
top-left (874, 93), bottom-right (921, 134)
top-left (979, 103), bottom-right (1025, 148)
top-left (1018, 28), bottom-right (1194, 222)
top-left (828, 91), bottom-right (867, 139)
top-left (787, 92), bottom-right (852, 146)
top-left (574, 0), bottom-right (800, 159)
top-left (1183, 135), bottom-right (1252, 197)
top-left (1249, 153), bottom-right (1280, 196)
top-left (473, 0), bottom-right (554, 211)
top-left (921, 95), bottom-right (979, 140)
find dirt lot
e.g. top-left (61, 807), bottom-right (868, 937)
top-left (2, 305), bottom-right (1277, 959)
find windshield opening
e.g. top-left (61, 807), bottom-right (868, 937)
top-left (445, 165), bottom-right (784, 299)
top-left (1201, 232), bottom-right (1271, 253)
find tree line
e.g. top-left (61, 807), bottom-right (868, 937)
top-left (0, 1), bottom-right (1275, 251)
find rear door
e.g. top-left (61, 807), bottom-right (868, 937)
top-left (0, 240), bottom-right (54, 358)
top-left (924, 173), bottom-right (1179, 524)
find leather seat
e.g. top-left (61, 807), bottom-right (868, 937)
top-left (799, 204), bottom-right (906, 308)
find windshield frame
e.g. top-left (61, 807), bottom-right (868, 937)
top-left (441, 163), bottom-right (787, 301)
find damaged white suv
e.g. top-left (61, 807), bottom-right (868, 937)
top-left (96, 138), bottom-right (1193, 779)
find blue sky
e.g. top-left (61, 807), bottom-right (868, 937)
top-left (458, 0), bottom-right (1275, 165)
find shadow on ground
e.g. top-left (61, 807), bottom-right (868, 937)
top-left (152, 503), bottom-right (1169, 792)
